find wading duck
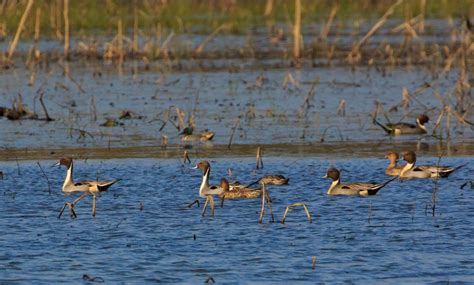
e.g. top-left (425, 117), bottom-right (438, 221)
top-left (399, 151), bottom-right (465, 179)
top-left (55, 157), bottom-right (119, 218)
top-left (193, 160), bottom-right (225, 216)
top-left (375, 114), bottom-right (429, 135)
top-left (323, 168), bottom-right (396, 196)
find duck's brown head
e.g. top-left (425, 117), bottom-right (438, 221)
top-left (220, 178), bottom-right (230, 192)
top-left (323, 168), bottom-right (340, 181)
top-left (194, 160), bottom-right (210, 174)
top-left (417, 114), bottom-right (429, 125)
top-left (56, 157), bottom-right (73, 168)
top-left (403, 151), bottom-right (417, 164)
top-left (385, 151), bottom-right (399, 162)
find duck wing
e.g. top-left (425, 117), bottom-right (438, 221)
top-left (76, 179), bottom-right (120, 192)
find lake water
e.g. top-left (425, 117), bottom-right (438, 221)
top-left (1, 156), bottom-right (473, 283)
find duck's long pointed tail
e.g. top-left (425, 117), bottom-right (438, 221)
top-left (98, 179), bottom-right (121, 191)
top-left (374, 119), bottom-right (393, 134)
top-left (440, 163), bottom-right (468, 177)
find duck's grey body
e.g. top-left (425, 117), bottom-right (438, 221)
top-left (324, 168), bottom-right (395, 196)
top-left (376, 114), bottom-right (429, 135)
top-left (399, 151), bottom-right (464, 179)
top-left (56, 157), bottom-right (119, 218)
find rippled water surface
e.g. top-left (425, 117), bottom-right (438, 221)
top-left (1, 156), bottom-right (473, 283)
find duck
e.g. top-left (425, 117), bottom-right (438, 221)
top-left (323, 168), bottom-right (396, 196)
top-left (55, 157), bottom-right (119, 218)
top-left (385, 151), bottom-right (404, 176)
top-left (246, 174), bottom-right (289, 187)
top-left (193, 160), bottom-right (226, 216)
top-left (181, 127), bottom-right (215, 142)
top-left (219, 178), bottom-right (265, 207)
top-left (399, 151), bottom-right (466, 179)
top-left (375, 114), bottom-right (429, 135)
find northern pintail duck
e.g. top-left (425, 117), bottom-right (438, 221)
top-left (399, 151), bottom-right (465, 179)
top-left (375, 114), bottom-right (429, 135)
top-left (182, 131), bottom-right (215, 141)
top-left (193, 160), bottom-right (225, 216)
top-left (385, 151), bottom-right (403, 176)
top-left (219, 178), bottom-right (263, 201)
top-left (246, 174), bottom-right (289, 187)
top-left (323, 168), bottom-right (396, 196)
top-left (56, 157), bottom-right (119, 218)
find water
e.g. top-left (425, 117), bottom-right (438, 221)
top-left (1, 156), bottom-right (473, 283)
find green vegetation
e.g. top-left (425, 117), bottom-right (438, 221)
top-left (1, 0), bottom-right (473, 38)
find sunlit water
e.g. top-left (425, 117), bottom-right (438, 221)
top-left (1, 156), bottom-right (473, 283)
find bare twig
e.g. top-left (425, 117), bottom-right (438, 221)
top-left (36, 162), bottom-right (51, 194)
top-left (281, 202), bottom-right (312, 224)
top-left (227, 118), bottom-right (240, 149)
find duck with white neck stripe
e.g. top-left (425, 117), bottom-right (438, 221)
top-left (375, 114), bottom-right (429, 135)
top-left (399, 151), bottom-right (466, 179)
top-left (55, 157), bottom-right (120, 218)
top-left (323, 168), bottom-right (396, 196)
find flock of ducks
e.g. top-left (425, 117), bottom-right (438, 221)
top-left (54, 148), bottom-right (465, 219)
top-left (52, 113), bottom-right (467, 219)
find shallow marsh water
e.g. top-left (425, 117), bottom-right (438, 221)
top-left (1, 156), bottom-right (473, 283)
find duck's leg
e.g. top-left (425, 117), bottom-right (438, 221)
top-left (58, 202), bottom-right (69, 219)
top-left (58, 192), bottom-right (89, 219)
top-left (72, 192), bottom-right (89, 205)
top-left (201, 197), bottom-right (210, 217)
top-left (220, 195), bottom-right (225, 208)
top-left (92, 194), bottom-right (97, 217)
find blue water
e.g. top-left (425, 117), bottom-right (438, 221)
top-left (1, 156), bottom-right (473, 283)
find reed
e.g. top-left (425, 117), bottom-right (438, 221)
top-left (63, 0), bottom-right (69, 58)
top-left (7, 0), bottom-right (35, 61)
top-left (36, 161), bottom-right (51, 194)
top-left (281, 202), bottom-right (312, 224)
top-left (292, 0), bottom-right (302, 59)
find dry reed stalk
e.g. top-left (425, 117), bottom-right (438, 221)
top-left (34, 7), bottom-right (41, 43)
top-left (264, 0), bottom-right (273, 17)
top-left (281, 203), bottom-right (312, 224)
top-left (39, 93), bottom-right (54, 121)
top-left (336, 99), bottom-right (346, 116)
top-left (402, 87), bottom-right (410, 110)
top-left (348, 0), bottom-right (403, 63)
top-left (256, 147), bottom-right (263, 169)
top-left (293, 0), bottom-right (302, 59)
top-left (7, 0), bottom-right (35, 61)
top-left (133, 0), bottom-right (139, 54)
top-left (431, 108), bottom-right (445, 136)
top-left (227, 118), bottom-right (240, 149)
top-left (390, 14), bottom-right (421, 33)
top-left (63, 0), bottom-right (69, 58)
top-left (161, 135), bottom-right (168, 150)
top-left (55, 0), bottom-right (63, 39)
top-left (259, 184), bottom-right (266, 223)
top-left (118, 19), bottom-right (124, 65)
top-left (320, 5), bottom-right (338, 41)
top-left (419, 0), bottom-right (426, 33)
top-left (431, 156), bottom-right (442, 216)
top-left (194, 23), bottom-right (230, 56)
